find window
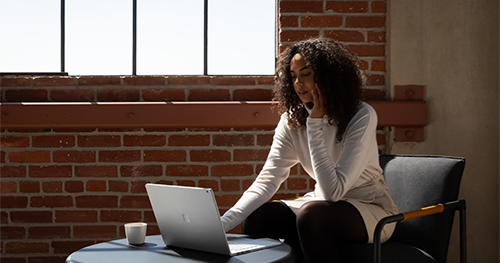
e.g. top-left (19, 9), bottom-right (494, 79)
top-left (0, 0), bottom-right (276, 76)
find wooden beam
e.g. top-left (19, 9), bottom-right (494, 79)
top-left (0, 101), bottom-right (425, 129)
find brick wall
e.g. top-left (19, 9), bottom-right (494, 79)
top-left (0, 1), bottom-right (387, 262)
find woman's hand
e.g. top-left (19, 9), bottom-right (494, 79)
top-left (309, 83), bottom-right (327, 118)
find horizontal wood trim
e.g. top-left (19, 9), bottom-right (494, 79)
top-left (0, 101), bottom-right (426, 129)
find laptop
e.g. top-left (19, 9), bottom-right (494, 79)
top-left (145, 183), bottom-right (282, 256)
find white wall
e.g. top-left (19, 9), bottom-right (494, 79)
top-left (387, 1), bottom-right (499, 262)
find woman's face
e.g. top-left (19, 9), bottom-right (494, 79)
top-left (290, 53), bottom-right (315, 103)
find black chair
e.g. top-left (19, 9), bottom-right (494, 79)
top-left (340, 155), bottom-right (466, 263)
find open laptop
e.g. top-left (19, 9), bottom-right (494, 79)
top-left (145, 183), bottom-right (282, 256)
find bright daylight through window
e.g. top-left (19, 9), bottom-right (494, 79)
top-left (0, 0), bottom-right (276, 76)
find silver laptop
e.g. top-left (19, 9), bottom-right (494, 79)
top-left (145, 183), bottom-right (282, 256)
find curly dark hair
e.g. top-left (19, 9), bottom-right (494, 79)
top-left (274, 37), bottom-right (364, 142)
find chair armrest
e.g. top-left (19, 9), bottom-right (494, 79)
top-left (373, 200), bottom-right (466, 263)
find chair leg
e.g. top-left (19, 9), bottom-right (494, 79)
top-left (460, 202), bottom-right (467, 263)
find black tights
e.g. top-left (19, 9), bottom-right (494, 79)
top-left (241, 201), bottom-right (368, 263)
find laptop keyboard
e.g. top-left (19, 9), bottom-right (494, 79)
top-left (229, 243), bottom-right (266, 254)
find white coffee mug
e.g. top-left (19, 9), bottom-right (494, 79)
top-left (124, 222), bottom-right (147, 245)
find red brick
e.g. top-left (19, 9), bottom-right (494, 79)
top-left (214, 194), bottom-right (241, 207)
top-left (366, 74), bottom-right (385, 86)
top-left (50, 90), bottom-right (95, 101)
top-left (257, 76), bottom-right (275, 85)
top-left (33, 76), bottom-right (76, 86)
top-left (52, 240), bottom-right (96, 254)
top-left (1, 151), bottom-right (5, 163)
top-left (233, 89), bottom-right (273, 101)
top-left (371, 60), bottom-right (386, 71)
top-left (97, 90), bottom-right (140, 102)
top-left (301, 16), bottom-right (343, 27)
top-left (0, 136), bottom-right (30, 148)
top-left (234, 149), bottom-right (269, 161)
top-left (326, 1), bottom-right (368, 13)
top-left (142, 89), bottom-right (185, 101)
top-left (9, 151), bottom-right (50, 163)
top-left (30, 196), bottom-right (73, 208)
top-left (0, 76), bottom-right (31, 86)
top-left (99, 150), bottom-right (141, 162)
top-left (120, 165), bottom-right (163, 177)
top-left (1, 211), bottom-right (7, 224)
top-left (199, 180), bottom-right (219, 191)
top-left (190, 150), bottom-right (231, 162)
top-left (257, 134), bottom-right (274, 146)
top-left (176, 180), bottom-right (196, 187)
top-left (1, 196), bottom-right (28, 208)
top-left (347, 45), bottom-right (385, 57)
top-left (55, 210), bottom-right (97, 222)
top-left (32, 135), bottom-right (75, 148)
top-left (143, 150), bottom-right (186, 162)
top-left (368, 31), bottom-right (386, 43)
top-left (279, 1), bottom-right (323, 13)
top-left (372, 1), bottom-right (386, 13)
top-left (123, 76), bottom-right (165, 86)
top-left (362, 88), bottom-right (386, 100)
top-left (279, 15), bottom-right (299, 27)
top-left (100, 210), bottom-right (142, 222)
top-left (188, 89), bottom-right (230, 101)
top-left (120, 195), bottom-right (151, 208)
top-left (358, 60), bottom-right (369, 70)
top-left (0, 166), bottom-right (27, 177)
top-left (165, 165), bottom-right (209, 176)
top-left (211, 165), bottom-right (254, 177)
top-left (10, 211), bottom-right (52, 223)
top-left (168, 76), bottom-right (211, 85)
top-left (1, 226), bottom-right (26, 239)
top-left (76, 196), bottom-right (118, 208)
top-left (212, 76), bottom-right (255, 85)
top-left (345, 16), bottom-right (386, 28)
top-left (86, 180), bottom-right (106, 191)
top-left (65, 181), bottom-right (84, 193)
top-left (280, 30), bottom-right (319, 42)
top-left (78, 76), bottom-right (121, 85)
top-left (20, 181), bottom-right (40, 193)
top-left (287, 177), bottom-right (307, 190)
top-left (75, 166), bottom-right (117, 177)
top-left (130, 180), bottom-right (148, 193)
top-left (29, 226), bottom-right (70, 239)
top-left (73, 225), bottom-right (116, 238)
top-left (124, 135), bottom-right (166, 147)
top-left (5, 242), bottom-right (49, 253)
top-left (109, 180), bottom-right (128, 192)
top-left (53, 151), bottom-right (96, 163)
top-left (5, 90), bottom-right (48, 102)
top-left (0, 181), bottom-right (17, 193)
top-left (28, 256), bottom-right (67, 263)
top-left (213, 135), bottom-right (254, 146)
top-left (221, 179), bottom-right (240, 191)
top-left (29, 166), bottom-right (72, 178)
top-left (169, 135), bottom-right (210, 146)
top-left (324, 30), bottom-right (365, 42)
top-left (42, 181), bottom-right (62, 193)
top-left (78, 135), bottom-right (121, 147)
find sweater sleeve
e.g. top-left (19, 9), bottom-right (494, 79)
top-left (307, 105), bottom-right (377, 201)
top-left (220, 115), bottom-right (299, 232)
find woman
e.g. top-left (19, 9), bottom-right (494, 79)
top-left (220, 38), bottom-right (398, 262)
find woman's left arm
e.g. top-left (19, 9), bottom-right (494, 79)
top-left (307, 105), bottom-right (377, 201)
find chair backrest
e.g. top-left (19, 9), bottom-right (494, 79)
top-left (379, 155), bottom-right (465, 263)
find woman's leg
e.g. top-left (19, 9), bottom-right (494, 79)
top-left (297, 200), bottom-right (368, 263)
top-left (241, 202), bottom-right (301, 255)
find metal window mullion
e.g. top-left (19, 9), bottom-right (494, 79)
top-left (204, 0), bottom-right (208, 75)
top-left (133, 0), bottom-right (137, 76)
top-left (61, 0), bottom-right (65, 73)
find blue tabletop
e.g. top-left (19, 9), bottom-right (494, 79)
top-left (66, 235), bottom-right (295, 263)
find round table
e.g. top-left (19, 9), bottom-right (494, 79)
top-left (66, 235), bottom-right (296, 263)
